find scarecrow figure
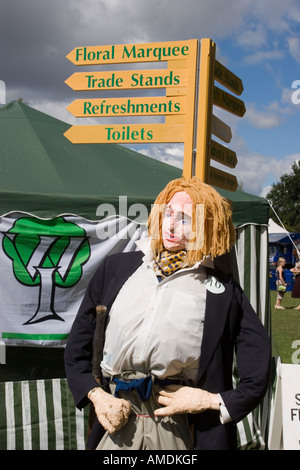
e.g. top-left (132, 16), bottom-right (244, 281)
top-left (65, 177), bottom-right (270, 450)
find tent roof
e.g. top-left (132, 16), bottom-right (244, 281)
top-left (269, 233), bottom-right (300, 244)
top-left (0, 101), bottom-right (269, 225)
top-left (268, 218), bottom-right (286, 234)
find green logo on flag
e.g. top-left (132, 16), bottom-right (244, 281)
top-left (2, 216), bottom-right (90, 325)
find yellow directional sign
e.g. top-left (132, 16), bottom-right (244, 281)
top-left (64, 123), bottom-right (185, 144)
top-left (213, 86), bottom-right (246, 117)
top-left (210, 140), bottom-right (237, 168)
top-left (64, 37), bottom-right (246, 193)
top-left (65, 38), bottom-right (198, 170)
top-left (214, 60), bottom-right (244, 95)
top-left (195, 38), bottom-right (216, 182)
top-left (67, 96), bottom-right (187, 118)
top-left (66, 40), bottom-right (195, 66)
top-left (192, 41), bottom-right (245, 190)
top-left (207, 166), bottom-right (238, 192)
top-left (211, 114), bottom-right (232, 143)
top-left (65, 69), bottom-right (188, 91)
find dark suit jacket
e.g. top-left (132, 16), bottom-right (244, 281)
top-left (64, 251), bottom-right (271, 450)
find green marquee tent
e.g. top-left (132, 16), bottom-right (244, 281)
top-left (0, 101), bottom-right (271, 450)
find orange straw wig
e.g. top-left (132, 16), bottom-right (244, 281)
top-left (148, 177), bottom-right (236, 266)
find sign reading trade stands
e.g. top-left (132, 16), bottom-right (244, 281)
top-left (65, 69), bottom-right (188, 91)
top-left (64, 38), bottom-right (245, 192)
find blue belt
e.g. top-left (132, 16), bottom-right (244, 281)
top-left (104, 375), bottom-right (180, 402)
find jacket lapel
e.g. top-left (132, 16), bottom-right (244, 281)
top-left (197, 281), bottom-right (233, 383)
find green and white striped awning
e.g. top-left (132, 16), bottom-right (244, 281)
top-left (0, 378), bottom-right (89, 450)
top-left (0, 375), bottom-right (266, 450)
top-left (235, 224), bottom-right (270, 330)
top-left (234, 224), bottom-right (271, 450)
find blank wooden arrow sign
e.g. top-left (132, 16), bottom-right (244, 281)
top-left (211, 114), bottom-right (232, 143)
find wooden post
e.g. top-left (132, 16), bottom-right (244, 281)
top-left (195, 38), bottom-right (215, 182)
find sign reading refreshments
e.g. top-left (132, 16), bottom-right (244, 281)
top-left (65, 38), bottom-right (246, 192)
top-left (67, 96), bottom-right (187, 118)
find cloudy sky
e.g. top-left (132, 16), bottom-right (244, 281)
top-left (2, 0), bottom-right (300, 197)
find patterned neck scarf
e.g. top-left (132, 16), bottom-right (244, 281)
top-left (154, 250), bottom-right (187, 278)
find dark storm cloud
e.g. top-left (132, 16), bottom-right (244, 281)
top-left (1, 0), bottom-right (84, 101)
top-left (1, 0), bottom-right (245, 104)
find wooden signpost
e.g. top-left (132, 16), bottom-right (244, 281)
top-left (65, 38), bottom-right (245, 192)
top-left (194, 38), bottom-right (245, 191)
top-left (65, 39), bottom-right (198, 171)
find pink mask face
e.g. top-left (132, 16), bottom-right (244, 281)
top-left (162, 191), bottom-right (193, 252)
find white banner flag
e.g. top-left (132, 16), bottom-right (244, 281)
top-left (0, 212), bottom-right (147, 346)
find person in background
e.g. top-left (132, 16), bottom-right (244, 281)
top-left (275, 257), bottom-right (287, 309)
top-left (291, 249), bottom-right (300, 310)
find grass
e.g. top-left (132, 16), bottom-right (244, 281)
top-left (270, 290), bottom-right (300, 364)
